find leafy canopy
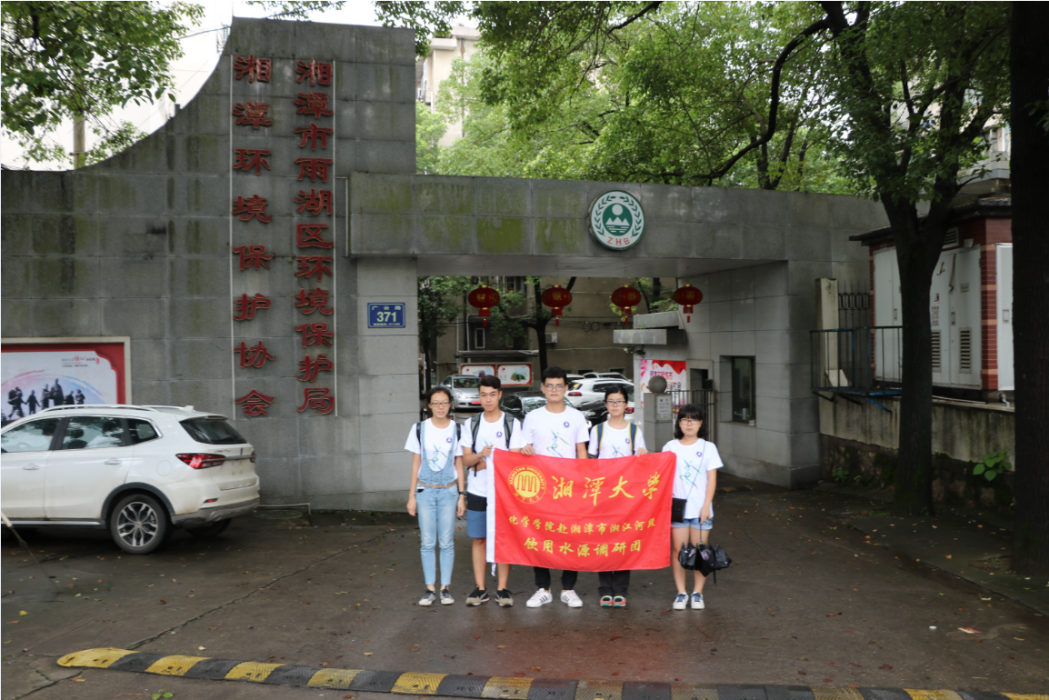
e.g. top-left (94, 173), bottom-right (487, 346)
top-left (1, 1), bottom-right (203, 166)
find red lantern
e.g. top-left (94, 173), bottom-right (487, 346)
top-left (541, 284), bottom-right (573, 326)
top-left (611, 285), bottom-right (643, 325)
top-left (672, 284), bottom-right (704, 322)
top-left (468, 285), bottom-right (501, 328)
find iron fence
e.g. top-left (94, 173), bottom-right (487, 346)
top-left (810, 326), bottom-right (903, 398)
top-left (666, 388), bottom-right (717, 444)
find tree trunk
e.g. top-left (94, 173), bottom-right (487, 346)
top-left (887, 204), bottom-right (939, 516)
top-left (1010, 0), bottom-right (1049, 575)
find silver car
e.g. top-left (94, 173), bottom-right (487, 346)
top-left (440, 375), bottom-right (481, 410)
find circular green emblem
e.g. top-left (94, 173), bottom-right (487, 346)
top-left (589, 190), bottom-right (645, 250)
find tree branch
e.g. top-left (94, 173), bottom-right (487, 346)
top-left (609, 2), bottom-right (663, 31)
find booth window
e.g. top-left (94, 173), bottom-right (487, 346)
top-left (731, 357), bottom-right (756, 423)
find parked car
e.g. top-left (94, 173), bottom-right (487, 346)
top-left (499, 391), bottom-right (548, 423)
top-left (566, 378), bottom-right (636, 410)
top-left (582, 372), bottom-right (628, 381)
top-left (440, 375), bottom-right (482, 411)
top-left (0, 404), bottom-right (259, 554)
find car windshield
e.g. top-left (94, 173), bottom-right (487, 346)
top-left (522, 397), bottom-right (547, 412)
top-left (452, 377), bottom-right (479, 389)
top-left (180, 418), bottom-right (248, 445)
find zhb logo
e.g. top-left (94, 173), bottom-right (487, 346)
top-left (589, 190), bottom-right (645, 251)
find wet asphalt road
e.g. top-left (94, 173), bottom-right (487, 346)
top-left (3, 481), bottom-right (1047, 700)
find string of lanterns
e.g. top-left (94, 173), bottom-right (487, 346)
top-left (467, 282), bottom-right (702, 327)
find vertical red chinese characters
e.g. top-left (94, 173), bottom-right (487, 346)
top-left (231, 54), bottom-right (275, 417)
top-left (292, 58), bottom-right (336, 414)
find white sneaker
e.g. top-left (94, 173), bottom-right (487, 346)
top-left (672, 593), bottom-right (688, 610)
top-left (691, 593), bottom-right (705, 610)
top-left (561, 590), bottom-right (583, 608)
top-left (526, 588), bottom-right (553, 608)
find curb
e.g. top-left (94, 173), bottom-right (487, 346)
top-left (57, 649), bottom-right (1046, 700)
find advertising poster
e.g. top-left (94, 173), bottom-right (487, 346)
top-left (459, 364), bottom-right (497, 379)
top-left (497, 363), bottom-right (532, 387)
top-left (637, 359), bottom-right (687, 408)
top-left (2, 341), bottom-right (127, 425)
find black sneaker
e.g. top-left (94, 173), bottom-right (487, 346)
top-left (466, 588), bottom-right (490, 606)
top-left (419, 590), bottom-right (437, 606)
top-left (496, 589), bottom-right (514, 607)
top-left (440, 588), bottom-right (455, 605)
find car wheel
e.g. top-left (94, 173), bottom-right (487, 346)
top-left (109, 493), bottom-right (170, 554)
top-left (186, 519), bottom-right (231, 538)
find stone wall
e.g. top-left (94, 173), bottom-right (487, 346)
top-left (819, 397), bottom-right (1016, 512)
top-left (1, 18), bottom-right (420, 510)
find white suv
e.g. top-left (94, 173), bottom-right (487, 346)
top-left (1, 405), bottom-right (260, 554)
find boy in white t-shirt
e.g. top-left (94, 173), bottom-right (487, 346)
top-left (461, 375), bottom-right (524, 607)
top-left (520, 366), bottom-right (589, 608)
top-left (587, 385), bottom-right (647, 608)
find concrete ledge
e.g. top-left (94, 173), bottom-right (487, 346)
top-left (613, 329), bottom-right (687, 346)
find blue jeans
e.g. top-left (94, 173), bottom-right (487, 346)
top-left (417, 486), bottom-right (458, 587)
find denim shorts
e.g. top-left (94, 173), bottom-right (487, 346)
top-left (466, 509), bottom-right (487, 538)
top-left (672, 517), bottom-right (713, 530)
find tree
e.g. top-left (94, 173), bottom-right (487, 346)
top-left (472, 2), bottom-right (1013, 518)
top-left (1009, 1), bottom-right (1049, 575)
top-left (472, 1), bottom-right (849, 192)
top-left (1, 1), bottom-right (203, 168)
top-left (415, 102), bottom-right (446, 174)
top-left (417, 276), bottom-right (473, 393)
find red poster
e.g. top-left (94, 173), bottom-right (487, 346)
top-left (494, 450), bottom-right (675, 572)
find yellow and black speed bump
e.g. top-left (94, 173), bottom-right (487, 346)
top-left (57, 650), bottom-right (1047, 700)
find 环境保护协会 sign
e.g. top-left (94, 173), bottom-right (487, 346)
top-left (367, 303), bottom-right (405, 329)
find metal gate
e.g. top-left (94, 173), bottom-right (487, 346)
top-left (665, 389), bottom-right (717, 445)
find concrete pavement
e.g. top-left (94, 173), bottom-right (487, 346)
top-left (3, 477), bottom-right (1047, 700)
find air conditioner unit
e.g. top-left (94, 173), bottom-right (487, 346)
top-left (416, 88), bottom-right (425, 101)
top-left (545, 333), bottom-right (558, 344)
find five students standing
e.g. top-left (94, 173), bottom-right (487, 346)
top-left (405, 367), bottom-right (723, 611)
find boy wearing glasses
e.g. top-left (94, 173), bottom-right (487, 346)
top-left (520, 366), bottom-right (590, 608)
top-left (462, 375), bottom-right (524, 607)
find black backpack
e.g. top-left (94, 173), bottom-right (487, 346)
top-left (468, 413), bottom-right (515, 473)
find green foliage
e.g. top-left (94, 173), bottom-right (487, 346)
top-left (832, 465), bottom-right (851, 486)
top-left (415, 103), bottom-right (446, 174)
top-left (468, 2), bottom-right (846, 191)
top-left (151, 691), bottom-right (174, 700)
top-left (973, 451), bottom-right (1012, 483)
top-left (417, 276), bottom-right (473, 354)
top-left (1, 1), bottom-right (203, 166)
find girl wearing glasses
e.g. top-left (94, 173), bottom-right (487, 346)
top-left (663, 404), bottom-right (722, 611)
top-left (405, 386), bottom-right (466, 606)
top-left (587, 386), bottom-right (648, 608)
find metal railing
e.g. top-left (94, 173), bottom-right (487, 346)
top-left (811, 326), bottom-right (903, 398)
top-left (666, 389), bottom-right (717, 444)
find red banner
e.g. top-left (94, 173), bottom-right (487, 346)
top-left (494, 450), bottom-right (675, 572)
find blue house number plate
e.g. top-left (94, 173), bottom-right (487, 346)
top-left (367, 303), bottom-right (406, 328)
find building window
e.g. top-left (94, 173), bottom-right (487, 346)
top-left (731, 357), bottom-right (755, 423)
top-left (473, 327), bottom-right (485, 349)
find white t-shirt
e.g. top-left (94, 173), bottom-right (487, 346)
top-left (522, 405), bottom-right (589, 459)
top-left (587, 422), bottom-right (647, 459)
top-left (662, 438), bottom-right (723, 520)
top-left (463, 412), bottom-right (525, 497)
top-left (404, 419), bottom-right (464, 476)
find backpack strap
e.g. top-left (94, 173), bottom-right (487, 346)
top-left (469, 415), bottom-right (482, 473)
top-left (629, 423), bottom-right (638, 455)
top-left (596, 422), bottom-right (605, 454)
top-left (504, 414), bottom-right (514, 442)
